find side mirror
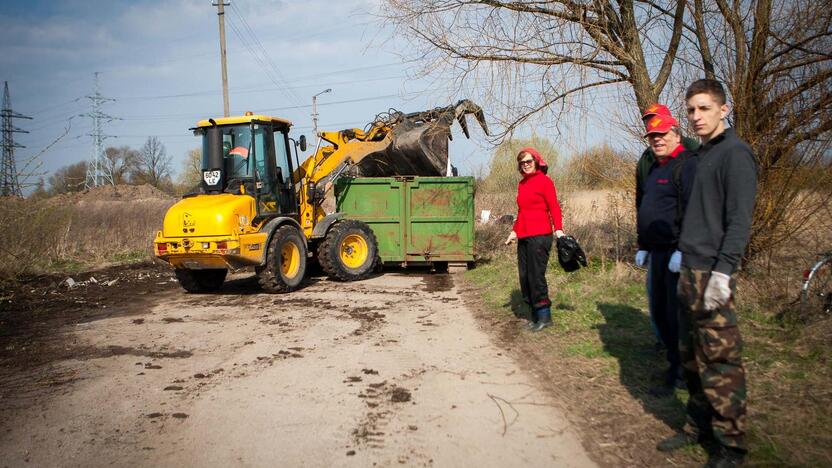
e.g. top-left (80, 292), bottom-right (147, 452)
top-left (298, 135), bottom-right (307, 152)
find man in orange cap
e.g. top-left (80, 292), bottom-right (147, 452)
top-left (637, 112), bottom-right (698, 398)
top-left (635, 104), bottom-right (700, 354)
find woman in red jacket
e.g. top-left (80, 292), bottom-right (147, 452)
top-left (505, 147), bottom-right (564, 331)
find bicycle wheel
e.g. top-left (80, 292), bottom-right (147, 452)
top-left (802, 256), bottom-right (832, 318)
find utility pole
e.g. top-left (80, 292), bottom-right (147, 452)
top-left (82, 72), bottom-right (116, 188)
top-left (1, 81), bottom-right (31, 197)
top-left (312, 88), bottom-right (332, 137)
top-left (213, 1), bottom-right (231, 117)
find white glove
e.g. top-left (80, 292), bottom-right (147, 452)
top-left (635, 250), bottom-right (648, 267)
top-left (505, 231), bottom-right (517, 245)
top-left (703, 271), bottom-right (732, 310)
top-left (668, 250), bottom-right (682, 273)
top-left (555, 230), bottom-right (565, 238)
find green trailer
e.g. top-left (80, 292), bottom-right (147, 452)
top-left (334, 176), bottom-right (475, 268)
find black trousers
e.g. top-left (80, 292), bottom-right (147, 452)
top-left (648, 248), bottom-right (681, 373)
top-left (517, 234), bottom-right (553, 310)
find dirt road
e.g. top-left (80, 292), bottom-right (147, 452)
top-left (1, 265), bottom-right (595, 467)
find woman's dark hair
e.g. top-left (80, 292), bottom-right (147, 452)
top-left (516, 151), bottom-right (547, 174)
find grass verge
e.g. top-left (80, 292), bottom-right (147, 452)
top-left (464, 251), bottom-right (832, 467)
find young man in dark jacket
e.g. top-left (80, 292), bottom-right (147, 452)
top-left (637, 113), bottom-right (697, 396)
top-left (657, 79), bottom-right (757, 468)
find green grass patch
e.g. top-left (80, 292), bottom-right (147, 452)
top-left (466, 253), bottom-right (832, 467)
top-left (110, 249), bottom-right (149, 264)
top-left (47, 258), bottom-right (87, 274)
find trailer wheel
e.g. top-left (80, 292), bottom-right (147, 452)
top-left (257, 225), bottom-right (307, 293)
top-left (174, 268), bottom-right (227, 293)
top-left (318, 220), bottom-right (379, 281)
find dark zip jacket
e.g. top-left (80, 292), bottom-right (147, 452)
top-left (635, 136), bottom-right (699, 210)
top-left (637, 146), bottom-right (697, 250)
top-left (679, 128), bottom-right (757, 275)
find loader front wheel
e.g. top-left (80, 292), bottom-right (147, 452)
top-left (319, 220), bottom-right (379, 281)
top-left (174, 268), bottom-right (227, 293)
top-left (257, 225), bottom-right (307, 293)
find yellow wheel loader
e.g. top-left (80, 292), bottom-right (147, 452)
top-left (154, 101), bottom-right (488, 293)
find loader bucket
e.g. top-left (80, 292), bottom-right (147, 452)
top-left (355, 100), bottom-right (489, 177)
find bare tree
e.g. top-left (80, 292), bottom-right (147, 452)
top-left (102, 145), bottom-right (138, 186)
top-left (179, 147), bottom-right (202, 190)
top-left (382, 0), bottom-right (688, 138)
top-left (684, 0), bottom-right (832, 257)
top-left (383, 0), bottom-right (832, 262)
top-left (132, 136), bottom-right (171, 188)
top-left (48, 161), bottom-right (88, 195)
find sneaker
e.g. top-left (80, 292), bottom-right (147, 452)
top-left (530, 320), bottom-right (552, 332)
top-left (705, 446), bottom-right (745, 467)
top-left (519, 320), bottom-right (537, 330)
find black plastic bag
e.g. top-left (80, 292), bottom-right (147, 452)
top-left (557, 235), bottom-right (588, 272)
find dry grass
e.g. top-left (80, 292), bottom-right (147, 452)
top-left (475, 188), bottom-right (637, 263)
top-left (0, 197), bottom-right (174, 279)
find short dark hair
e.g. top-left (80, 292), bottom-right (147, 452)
top-left (685, 79), bottom-right (726, 105)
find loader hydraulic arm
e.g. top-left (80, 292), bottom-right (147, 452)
top-left (292, 100), bottom-right (489, 237)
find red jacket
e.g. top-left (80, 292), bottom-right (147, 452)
top-left (513, 148), bottom-right (563, 239)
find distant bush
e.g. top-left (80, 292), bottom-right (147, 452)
top-left (0, 197), bottom-right (174, 279)
top-left (560, 144), bottom-right (635, 191)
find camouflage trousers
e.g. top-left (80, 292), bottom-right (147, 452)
top-left (677, 268), bottom-right (747, 452)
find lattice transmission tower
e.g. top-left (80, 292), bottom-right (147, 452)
top-left (82, 72), bottom-right (116, 188)
top-left (1, 81), bottom-right (32, 197)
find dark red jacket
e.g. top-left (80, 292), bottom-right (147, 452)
top-left (512, 148), bottom-right (563, 239)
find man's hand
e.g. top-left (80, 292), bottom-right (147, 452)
top-left (635, 250), bottom-right (648, 267)
top-left (555, 230), bottom-right (565, 238)
top-left (704, 271), bottom-right (731, 310)
top-left (668, 251), bottom-right (682, 273)
top-left (505, 231), bottom-right (517, 245)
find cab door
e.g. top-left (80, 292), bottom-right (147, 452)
top-left (272, 127), bottom-right (296, 214)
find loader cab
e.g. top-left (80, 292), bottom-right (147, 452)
top-left (196, 114), bottom-right (297, 217)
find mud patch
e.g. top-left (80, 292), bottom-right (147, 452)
top-left (341, 306), bottom-right (387, 336)
top-left (389, 386), bottom-right (412, 403)
top-left (419, 274), bottom-right (453, 292)
top-left (0, 262), bottom-right (177, 372)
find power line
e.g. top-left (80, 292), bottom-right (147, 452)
top-left (225, 3), bottom-right (302, 106)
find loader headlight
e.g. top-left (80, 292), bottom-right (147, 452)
top-left (202, 242), bottom-right (210, 249)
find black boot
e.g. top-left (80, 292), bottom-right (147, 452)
top-left (705, 446), bottom-right (745, 467)
top-left (650, 367), bottom-right (684, 397)
top-left (530, 306), bottom-right (552, 332)
top-left (656, 431), bottom-right (699, 452)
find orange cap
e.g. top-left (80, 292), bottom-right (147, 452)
top-left (644, 114), bottom-right (678, 137)
top-left (642, 103), bottom-right (672, 119)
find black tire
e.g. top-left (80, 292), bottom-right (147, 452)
top-left (318, 220), bottom-right (379, 281)
top-left (174, 268), bottom-right (227, 293)
top-left (256, 225), bottom-right (307, 293)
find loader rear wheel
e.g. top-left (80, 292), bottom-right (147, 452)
top-left (318, 220), bottom-right (379, 281)
top-left (257, 225), bottom-right (307, 293)
top-left (174, 268), bottom-right (227, 293)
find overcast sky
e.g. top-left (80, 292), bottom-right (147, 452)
top-left (1, 0), bottom-right (628, 192)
